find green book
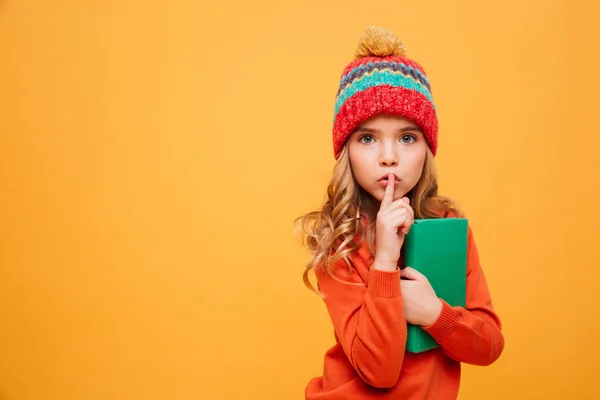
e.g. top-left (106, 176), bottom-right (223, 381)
top-left (403, 218), bottom-right (468, 353)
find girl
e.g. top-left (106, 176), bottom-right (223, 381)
top-left (296, 26), bottom-right (504, 399)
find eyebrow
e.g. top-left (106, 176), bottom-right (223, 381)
top-left (353, 126), bottom-right (422, 134)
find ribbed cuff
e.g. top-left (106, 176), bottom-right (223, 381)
top-left (367, 268), bottom-right (401, 298)
top-left (422, 300), bottom-right (462, 341)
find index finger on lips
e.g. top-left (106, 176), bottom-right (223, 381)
top-left (381, 173), bottom-right (395, 209)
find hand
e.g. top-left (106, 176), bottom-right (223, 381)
top-left (373, 174), bottom-right (414, 271)
top-left (400, 267), bottom-right (442, 326)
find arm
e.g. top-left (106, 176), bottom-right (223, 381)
top-left (422, 226), bottom-right (504, 366)
top-left (316, 255), bottom-right (407, 388)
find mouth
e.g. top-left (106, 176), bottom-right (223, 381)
top-left (378, 174), bottom-right (401, 186)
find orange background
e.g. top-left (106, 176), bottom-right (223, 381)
top-left (1, 0), bottom-right (599, 399)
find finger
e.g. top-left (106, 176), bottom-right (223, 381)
top-left (389, 208), bottom-right (413, 235)
top-left (388, 197), bottom-right (413, 212)
top-left (388, 210), bottom-right (410, 232)
top-left (393, 197), bottom-right (414, 222)
top-left (404, 197), bottom-right (414, 220)
top-left (387, 199), bottom-right (413, 215)
top-left (400, 267), bottom-right (424, 280)
top-left (394, 203), bottom-right (415, 234)
top-left (401, 209), bottom-right (414, 235)
top-left (380, 173), bottom-right (395, 209)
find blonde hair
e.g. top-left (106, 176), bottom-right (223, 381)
top-left (295, 142), bottom-right (462, 295)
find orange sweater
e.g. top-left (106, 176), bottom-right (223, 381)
top-left (305, 226), bottom-right (504, 400)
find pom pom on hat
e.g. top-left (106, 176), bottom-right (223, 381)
top-left (354, 25), bottom-right (408, 59)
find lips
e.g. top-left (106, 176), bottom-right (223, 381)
top-left (378, 174), bottom-right (400, 182)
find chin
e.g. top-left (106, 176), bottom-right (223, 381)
top-left (369, 187), bottom-right (404, 202)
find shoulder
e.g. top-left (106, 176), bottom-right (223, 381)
top-left (315, 241), bottom-right (371, 287)
top-left (435, 208), bottom-right (461, 219)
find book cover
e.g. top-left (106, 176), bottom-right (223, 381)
top-left (403, 218), bottom-right (468, 353)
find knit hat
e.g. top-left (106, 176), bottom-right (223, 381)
top-left (332, 26), bottom-right (438, 159)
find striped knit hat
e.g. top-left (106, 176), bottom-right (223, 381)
top-left (332, 26), bottom-right (438, 159)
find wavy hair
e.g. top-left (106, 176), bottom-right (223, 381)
top-left (294, 142), bottom-right (463, 295)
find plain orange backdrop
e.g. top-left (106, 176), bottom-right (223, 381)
top-left (1, 0), bottom-right (599, 399)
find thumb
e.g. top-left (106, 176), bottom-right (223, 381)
top-left (400, 267), bottom-right (425, 281)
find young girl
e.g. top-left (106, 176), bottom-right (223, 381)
top-left (296, 26), bottom-right (504, 399)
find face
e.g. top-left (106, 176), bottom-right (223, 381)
top-left (348, 115), bottom-right (427, 203)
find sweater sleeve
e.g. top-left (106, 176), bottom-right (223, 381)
top-left (422, 226), bottom-right (504, 366)
top-left (316, 256), bottom-right (407, 388)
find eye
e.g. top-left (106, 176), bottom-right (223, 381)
top-left (400, 134), bottom-right (416, 144)
top-left (358, 134), bottom-right (375, 144)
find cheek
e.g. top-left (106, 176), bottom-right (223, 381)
top-left (349, 141), bottom-right (376, 162)
top-left (406, 150), bottom-right (427, 179)
top-left (348, 145), bottom-right (364, 168)
top-left (348, 148), bottom-right (371, 183)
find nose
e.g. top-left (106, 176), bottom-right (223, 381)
top-left (379, 143), bottom-right (398, 167)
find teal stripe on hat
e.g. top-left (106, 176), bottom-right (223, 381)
top-left (339, 62), bottom-right (431, 95)
top-left (334, 70), bottom-right (435, 118)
